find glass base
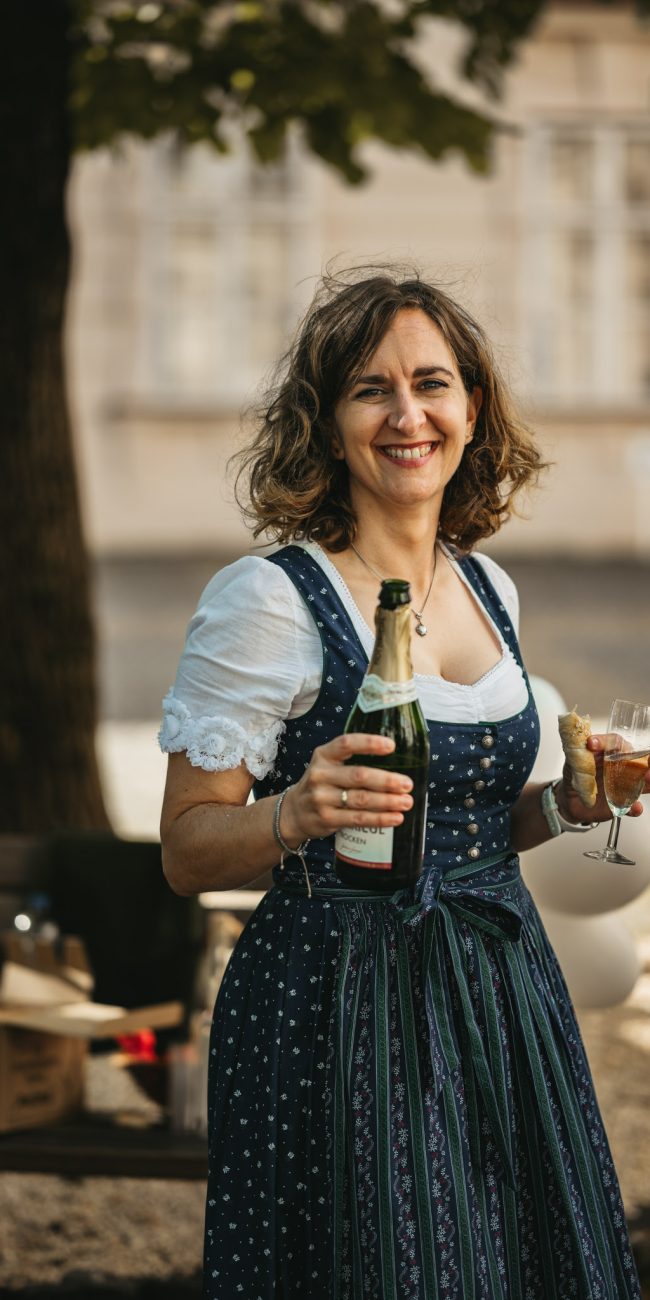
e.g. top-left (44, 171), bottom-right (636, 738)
top-left (583, 847), bottom-right (636, 865)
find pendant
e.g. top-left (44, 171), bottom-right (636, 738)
top-left (414, 617), bottom-right (427, 637)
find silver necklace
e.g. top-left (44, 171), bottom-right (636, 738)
top-left (350, 541), bottom-right (438, 637)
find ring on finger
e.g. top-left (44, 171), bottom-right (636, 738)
top-left (340, 789), bottom-right (349, 808)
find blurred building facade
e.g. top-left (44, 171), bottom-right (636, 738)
top-left (66, 2), bottom-right (650, 561)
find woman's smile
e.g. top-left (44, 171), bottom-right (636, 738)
top-left (377, 439), bottom-right (441, 464)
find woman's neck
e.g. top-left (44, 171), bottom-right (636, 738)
top-left (350, 521), bottom-right (440, 582)
top-left (321, 522), bottom-right (442, 618)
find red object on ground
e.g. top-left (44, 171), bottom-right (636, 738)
top-left (116, 1028), bottom-right (157, 1061)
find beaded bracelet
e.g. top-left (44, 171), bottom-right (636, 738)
top-left (273, 788), bottom-right (312, 897)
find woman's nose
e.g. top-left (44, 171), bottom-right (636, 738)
top-left (387, 392), bottom-right (427, 434)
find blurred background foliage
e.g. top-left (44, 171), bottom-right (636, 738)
top-left (71, 0), bottom-right (542, 178)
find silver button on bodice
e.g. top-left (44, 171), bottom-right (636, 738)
top-left (468, 846), bottom-right (480, 860)
top-left (479, 756), bottom-right (492, 770)
top-left (464, 796), bottom-right (476, 809)
top-left (481, 734), bottom-right (495, 749)
top-left (466, 823), bottom-right (479, 836)
top-left (473, 779), bottom-right (486, 792)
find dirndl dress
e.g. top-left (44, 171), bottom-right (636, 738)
top-left (203, 545), bottom-right (641, 1300)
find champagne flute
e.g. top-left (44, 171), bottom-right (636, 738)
top-left (584, 699), bottom-right (650, 865)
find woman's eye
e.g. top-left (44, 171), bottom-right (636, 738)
top-left (352, 379), bottom-right (446, 399)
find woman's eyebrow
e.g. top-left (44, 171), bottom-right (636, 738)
top-left (413, 365), bottom-right (455, 379)
top-left (354, 365), bottom-right (455, 384)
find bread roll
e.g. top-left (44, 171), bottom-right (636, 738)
top-left (558, 710), bottom-right (598, 807)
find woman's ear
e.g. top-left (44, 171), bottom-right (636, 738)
top-left (331, 434), bottom-right (345, 461)
top-left (465, 386), bottom-right (482, 442)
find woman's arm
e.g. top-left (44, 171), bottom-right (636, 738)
top-left (160, 733), bottom-right (415, 896)
top-left (510, 734), bottom-right (649, 854)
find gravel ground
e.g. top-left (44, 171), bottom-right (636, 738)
top-left (0, 1056), bottom-right (205, 1295)
top-left (1, 984), bottom-right (650, 1297)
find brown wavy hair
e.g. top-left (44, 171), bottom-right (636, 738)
top-left (234, 268), bottom-right (546, 552)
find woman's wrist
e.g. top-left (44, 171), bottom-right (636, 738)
top-left (272, 786), bottom-right (312, 898)
top-left (553, 778), bottom-right (575, 825)
top-left (542, 778), bottom-right (598, 837)
top-left (272, 786), bottom-right (306, 853)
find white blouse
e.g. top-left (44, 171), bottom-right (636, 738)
top-left (158, 542), bottom-right (528, 779)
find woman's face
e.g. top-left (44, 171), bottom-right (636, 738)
top-left (332, 308), bottom-right (482, 524)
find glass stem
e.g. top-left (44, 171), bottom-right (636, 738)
top-left (605, 815), bottom-right (621, 853)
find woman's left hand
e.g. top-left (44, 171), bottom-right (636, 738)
top-left (555, 733), bottom-right (650, 825)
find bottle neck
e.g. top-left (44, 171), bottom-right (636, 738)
top-left (368, 604), bottom-right (414, 683)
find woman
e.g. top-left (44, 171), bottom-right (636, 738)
top-left (159, 272), bottom-right (645, 1299)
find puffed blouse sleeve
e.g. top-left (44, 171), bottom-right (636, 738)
top-left (158, 556), bottom-right (308, 779)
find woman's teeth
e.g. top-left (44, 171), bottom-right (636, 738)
top-left (382, 443), bottom-right (435, 460)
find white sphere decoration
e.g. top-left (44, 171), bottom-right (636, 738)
top-left (523, 820), bottom-right (650, 917)
top-left (540, 911), bottom-right (641, 1010)
top-left (520, 675), bottom-right (647, 1008)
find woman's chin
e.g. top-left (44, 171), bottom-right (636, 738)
top-left (357, 479), bottom-right (445, 515)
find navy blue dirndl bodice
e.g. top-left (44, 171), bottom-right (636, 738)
top-left (253, 544), bottom-right (541, 893)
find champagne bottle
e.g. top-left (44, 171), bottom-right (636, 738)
top-left (334, 579), bottom-right (430, 892)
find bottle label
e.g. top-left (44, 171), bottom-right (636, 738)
top-left (356, 673), bottom-right (419, 713)
top-left (335, 824), bottom-right (394, 870)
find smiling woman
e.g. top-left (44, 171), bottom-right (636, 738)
top-left (159, 266), bottom-right (645, 1300)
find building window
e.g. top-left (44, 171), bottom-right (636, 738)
top-left (136, 136), bottom-right (315, 406)
top-left (523, 124), bottom-right (650, 405)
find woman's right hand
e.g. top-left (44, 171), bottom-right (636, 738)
top-left (278, 733), bottom-right (414, 847)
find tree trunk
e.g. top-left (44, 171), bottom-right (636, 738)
top-left (0, 0), bottom-right (110, 831)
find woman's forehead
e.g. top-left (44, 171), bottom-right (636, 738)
top-left (362, 308), bottom-right (459, 373)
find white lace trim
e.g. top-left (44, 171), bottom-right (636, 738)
top-left (158, 690), bottom-right (285, 780)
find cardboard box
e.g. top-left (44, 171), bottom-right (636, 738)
top-left (0, 931), bottom-right (183, 1133)
top-left (0, 1025), bottom-right (86, 1133)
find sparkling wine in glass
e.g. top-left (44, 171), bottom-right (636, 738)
top-left (584, 699), bottom-right (650, 866)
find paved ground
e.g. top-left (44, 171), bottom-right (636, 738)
top-left (93, 551), bottom-right (649, 722)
